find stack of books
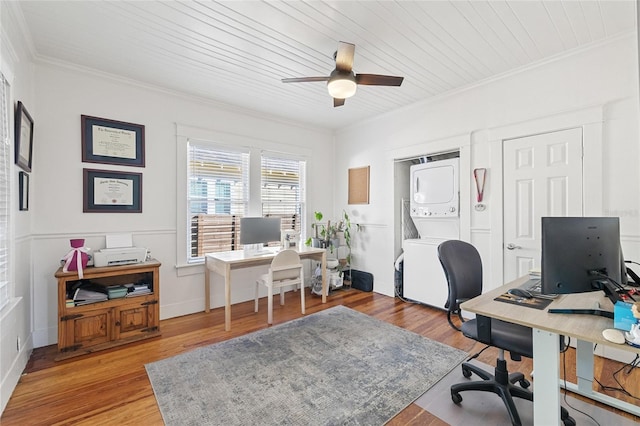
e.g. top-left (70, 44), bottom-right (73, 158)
top-left (125, 282), bottom-right (152, 297)
top-left (73, 288), bottom-right (108, 305)
top-left (106, 285), bottom-right (128, 299)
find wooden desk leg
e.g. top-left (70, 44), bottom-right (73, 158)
top-left (321, 251), bottom-right (327, 304)
top-left (204, 266), bottom-right (211, 313)
top-left (532, 328), bottom-right (561, 426)
top-left (224, 264), bottom-right (231, 331)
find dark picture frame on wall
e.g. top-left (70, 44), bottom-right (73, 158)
top-left (18, 172), bottom-right (29, 211)
top-left (15, 101), bottom-right (34, 172)
top-left (81, 115), bottom-right (145, 167)
top-left (83, 168), bottom-right (142, 213)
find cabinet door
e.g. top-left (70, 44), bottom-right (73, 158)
top-left (114, 299), bottom-right (158, 340)
top-left (59, 307), bottom-right (112, 353)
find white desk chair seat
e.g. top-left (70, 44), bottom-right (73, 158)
top-left (254, 249), bottom-right (305, 324)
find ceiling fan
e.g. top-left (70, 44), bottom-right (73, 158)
top-left (281, 41), bottom-right (404, 107)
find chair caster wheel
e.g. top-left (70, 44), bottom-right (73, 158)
top-left (461, 367), bottom-right (472, 378)
top-left (519, 378), bottom-right (530, 389)
top-left (561, 407), bottom-right (575, 426)
top-left (451, 392), bottom-right (462, 404)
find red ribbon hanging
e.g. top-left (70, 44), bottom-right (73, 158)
top-left (473, 168), bottom-right (486, 203)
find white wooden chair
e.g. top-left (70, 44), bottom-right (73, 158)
top-left (254, 249), bottom-right (305, 324)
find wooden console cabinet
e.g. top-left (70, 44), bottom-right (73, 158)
top-left (55, 260), bottom-right (161, 360)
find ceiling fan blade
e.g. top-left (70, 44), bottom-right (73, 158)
top-left (335, 41), bottom-right (355, 72)
top-left (281, 77), bottom-right (329, 83)
top-left (356, 74), bottom-right (404, 86)
top-left (333, 98), bottom-right (346, 107)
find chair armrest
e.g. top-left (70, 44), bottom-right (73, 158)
top-left (476, 314), bottom-right (492, 345)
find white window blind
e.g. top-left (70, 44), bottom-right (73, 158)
top-left (261, 154), bottom-right (305, 233)
top-left (187, 142), bottom-right (249, 260)
top-left (0, 72), bottom-right (10, 310)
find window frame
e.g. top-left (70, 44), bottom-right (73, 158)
top-left (0, 71), bottom-right (12, 311)
top-left (260, 152), bottom-right (306, 242)
top-left (176, 125), bottom-right (310, 271)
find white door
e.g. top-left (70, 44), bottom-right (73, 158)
top-left (503, 127), bottom-right (583, 282)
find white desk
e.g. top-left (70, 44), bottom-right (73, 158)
top-left (461, 277), bottom-right (640, 425)
top-left (204, 247), bottom-right (327, 331)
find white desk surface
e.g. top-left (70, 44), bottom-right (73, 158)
top-left (206, 246), bottom-right (325, 265)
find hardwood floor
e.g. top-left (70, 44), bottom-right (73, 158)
top-left (2, 288), bottom-right (639, 425)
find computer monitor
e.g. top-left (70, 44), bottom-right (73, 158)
top-left (240, 217), bottom-right (281, 245)
top-left (541, 216), bottom-right (622, 304)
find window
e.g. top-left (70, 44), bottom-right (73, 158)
top-left (0, 72), bottom-right (10, 310)
top-left (261, 154), bottom-right (305, 236)
top-left (187, 142), bottom-right (249, 261)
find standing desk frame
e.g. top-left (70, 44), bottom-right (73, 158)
top-left (461, 277), bottom-right (640, 425)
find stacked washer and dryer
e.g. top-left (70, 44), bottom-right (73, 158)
top-left (402, 156), bottom-right (460, 309)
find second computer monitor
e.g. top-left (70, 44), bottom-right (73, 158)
top-left (240, 217), bottom-right (282, 246)
top-left (541, 216), bottom-right (621, 296)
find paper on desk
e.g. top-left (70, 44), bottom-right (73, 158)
top-left (106, 233), bottom-right (133, 249)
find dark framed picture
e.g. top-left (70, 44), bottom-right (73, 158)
top-left (83, 168), bottom-right (142, 213)
top-left (15, 101), bottom-right (34, 172)
top-left (18, 171), bottom-right (29, 211)
top-left (81, 115), bottom-right (145, 167)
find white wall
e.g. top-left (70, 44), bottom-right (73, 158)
top-left (29, 63), bottom-right (334, 347)
top-left (1, 1), bottom-right (36, 413)
top-left (335, 33), bottom-right (640, 297)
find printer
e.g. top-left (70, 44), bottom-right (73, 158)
top-left (93, 233), bottom-right (148, 267)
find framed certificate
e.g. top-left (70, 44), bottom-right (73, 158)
top-left (81, 115), bottom-right (145, 167)
top-left (83, 169), bottom-right (142, 213)
top-left (15, 101), bottom-right (34, 172)
top-left (19, 171), bottom-right (29, 211)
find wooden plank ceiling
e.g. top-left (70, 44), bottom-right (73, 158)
top-left (17, 1), bottom-right (636, 130)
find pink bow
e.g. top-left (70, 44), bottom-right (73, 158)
top-left (62, 247), bottom-right (90, 278)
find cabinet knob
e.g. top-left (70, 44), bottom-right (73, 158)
top-left (115, 321), bottom-right (121, 326)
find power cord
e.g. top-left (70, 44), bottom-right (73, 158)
top-left (592, 353), bottom-right (640, 401)
top-left (589, 271), bottom-right (637, 302)
top-left (466, 344), bottom-right (490, 362)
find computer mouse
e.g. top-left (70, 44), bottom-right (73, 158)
top-left (602, 328), bottom-right (625, 345)
top-left (507, 288), bottom-right (533, 299)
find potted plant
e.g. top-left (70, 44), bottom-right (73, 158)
top-left (340, 210), bottom-right (360, 266)
top-left (306, 210), bottom-right (360, 260)
top-left (307, 211), bottom-right (327, 248)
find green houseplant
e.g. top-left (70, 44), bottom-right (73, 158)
top-left (305, 210), bottom-right (360, 262)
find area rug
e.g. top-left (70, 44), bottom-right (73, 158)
top-left (145, 305), bottom-right (467, 425)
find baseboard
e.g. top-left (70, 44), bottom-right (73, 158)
top-left (0, 337), bottom-right (31, 415)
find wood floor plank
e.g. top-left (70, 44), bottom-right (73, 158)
top-left (2, 288), bottom-right (639, 425)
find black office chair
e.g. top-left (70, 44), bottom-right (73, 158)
top-left (437, 240), bottom-right (574, 426)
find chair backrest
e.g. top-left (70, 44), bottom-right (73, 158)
top-left (270, 249), bottom-right (302, 282)
top-left (437, 240), bottom-right (483, 314)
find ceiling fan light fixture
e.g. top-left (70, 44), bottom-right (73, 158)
top-left (327, 71), bottom-right (357, 99)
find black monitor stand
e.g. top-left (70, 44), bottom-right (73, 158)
top-left (548, 280), bottom-right (621, 319)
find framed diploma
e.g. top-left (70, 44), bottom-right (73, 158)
top-left (18, 172), bottom-right (29, 211)
top-left (83, 169), bottom-right (142, 213)
top-left (81, 115), bottom-right (145, 167)
top-left (15, 101), bottom-right (34, 172)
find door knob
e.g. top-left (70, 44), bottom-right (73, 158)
top-left (506, 243), bottom-right (521, 250)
